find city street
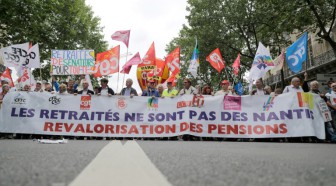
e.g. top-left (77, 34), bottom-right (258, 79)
top-left (1, 140), bottom-right (336, 186)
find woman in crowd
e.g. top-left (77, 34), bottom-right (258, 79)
top-left (202, 85), bottom-right (213, 95)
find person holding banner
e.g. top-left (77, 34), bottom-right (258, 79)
top-left (157, 84), bottom-right (164, 97)
top-left (250, 79), bottom-right (268, 95)
top-left (306, 80), bottom-right (336, 142)
top-left (283, 77), bottom-right (303, 93)
top-left (57, 84), bottom-right (68, 95)
top-left (215, 80), bottom-right (233, 96)
top-left (162, 80), bottom-right (178, 98)
top-left (67, 79), bottom-right (77, 94)
top-left (76, 80), bottom-right (94, 95)
top-left (22, 84), bottom-right (31, 92)
top-left (179, 78), bottom-right (198, 95)
top-left (44, 82), bottom-right (54, 92)
top-left (97, 78), bottom-right (114, 96)
top-left (120, 78), bottom-right (138, 97)
top-left (141, 80), bottom-right (160, 97)
top-left (202, 85), bottom-right (214, 96)
top-left (34, 82), bottom-right (43, 92)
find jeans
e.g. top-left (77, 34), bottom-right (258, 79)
top-left (325, 121), bottom-right (336, 142)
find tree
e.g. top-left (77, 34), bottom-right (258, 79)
top-left (166, 0), bottom-right (336, 90)
top-left (0, 0), bottom-right (108, 85)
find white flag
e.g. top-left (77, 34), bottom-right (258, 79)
top-left (248, 42), bottom-right (274, 81)
top-left (1, 43), bottom-right (29, 67)
top-left (25, 44), bottom-right (40, 68)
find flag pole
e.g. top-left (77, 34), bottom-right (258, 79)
top-left (121, 47), bottom-right (129, 93)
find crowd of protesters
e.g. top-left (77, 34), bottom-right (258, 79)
top-left (1, 73), bottom-right (336, 143)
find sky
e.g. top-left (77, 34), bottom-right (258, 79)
top-left (85, 0), bottom-right (188, 93)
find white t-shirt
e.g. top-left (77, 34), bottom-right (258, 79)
top-left (283, 85), bottom-right (303, 93)
top-left (100, 88), bottom-right (109, 96)
top-left (326, 91), bottom-right (336, 107)
top-left (256, 89), bottom-right (265, 95)
top-left (179, 86), bottom-right (197, 95)
top-left (215, 90), bottom-right (233, 96)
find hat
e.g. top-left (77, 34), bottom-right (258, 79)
top-left (100, 78), bottom-right (108, 83)
top-left (221, 80), bottom-right (230, 85)
top-left (167, 79), bottom-right (173, 83)
top-left (148, 79), bottom-right (155, 83)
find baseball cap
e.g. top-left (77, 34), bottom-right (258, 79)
top-left (221, 80), bottom-right (230, 85)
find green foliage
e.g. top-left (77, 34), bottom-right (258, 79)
top-left (166, 0), bottom-right (336, 91)
top-left (0, 0), bottom-right (108, 84)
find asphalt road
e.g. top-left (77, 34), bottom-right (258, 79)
top-left (1, 140), bottom-right (336, 186)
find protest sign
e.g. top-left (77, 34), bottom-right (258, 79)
top-left (51, 50), bottom-right (95, 75)
top-left (0, 92), bottom-right (326, 139)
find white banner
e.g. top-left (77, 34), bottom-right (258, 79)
top-left (51, 50), bottom-right (95, 75)
top-left (1, 43), bottom-right (40, 68)
top-left (0, 92), bottom-right (326, 139)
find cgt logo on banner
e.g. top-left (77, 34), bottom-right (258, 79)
top-left (117, 97), bottom-right (127, 109)
top-left (177, 95), bottom-right (205, 108)
top-left (80, 95), bottom-right (91, 110)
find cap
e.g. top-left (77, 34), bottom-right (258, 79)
top-left (221, 80), bottom-right (230, 85)
top-left (148, 79), bottom-right (155, 83)
top-left (167, 79), bottom-right (173, 83)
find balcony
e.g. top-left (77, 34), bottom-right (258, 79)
top-left (264, 49), bottom-right (336, 87)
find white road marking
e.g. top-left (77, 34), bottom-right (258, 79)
top-left (69, 140), bottom-right (172, 186)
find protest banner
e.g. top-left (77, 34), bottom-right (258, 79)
top-left (0, 92), bottom-right (326, 139)
top-left (51, 50), bottom-right (95, 75)
top-left (1, 43), bottom-right (40, 68)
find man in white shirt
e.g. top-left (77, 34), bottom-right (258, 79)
top-left (283, 77), bottom-right (303, 93)
top-left (120, 78), bottom-right (138, 97)
top-left (98, 78), bottom-right (114, 96)
top-left (250, 79), bottom-right (268, 95)
top-left (179, 78), bottom-right (198, 95)
top-left (215, 80), bottom-right (233, 95)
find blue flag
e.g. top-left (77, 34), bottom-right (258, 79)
top-left (286, 32), bottom-right (308, 73)
top-left (234, 81), bottom-right (244, 96)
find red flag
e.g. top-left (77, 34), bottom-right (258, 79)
top-left (120, 66), bottom-right (132, 74)
top-left (0, 68), bottom-right (14, 87)
top-left (92, 45), bottom-right (120, 77)
top-left (232, 53), bottom-right (241, 76)
top-left (111, 30), bottom-right (130, 47)
top-left (165, 47), bottom-right (180, 76)
top-left (166, 74), bottom-right (179, 86)
top-left (17, 68), bottom-right (29, 83)
top-left (139, 42), bottom-right (156, 66)
top-left (155, 58), bottom-right (166, 77)
top-left (120, 52), bottom-right (141, 74)
top-left (206, 48), bottom-right (225, 73)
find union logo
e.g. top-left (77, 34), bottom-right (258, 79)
top-left (117, 97), bottom-right (127, 109)
top-left (80, 95), bottom-right (91, 110)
